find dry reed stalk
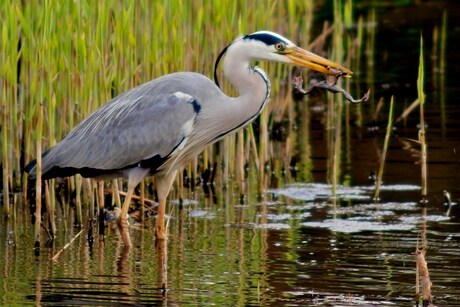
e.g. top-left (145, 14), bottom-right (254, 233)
top-left (221, 140), bottom-right (229, 185)
top-left (439, 11), bottom-right (447, 75)
top-left (415, 248), bottom-right (434, 306)
top-left (431, 26), bottom-right (439, 97)
top-left (229, 134), bottom-right (236, 180)
top-left (330, 0), bottom-right (345, 196)
top-left (1, 67), bottom-right (10, 212)
top-left (207, 145), bottom-right (214, 179)
top-left (112, 179), bottom-right (122, 208)
top-left (1, 0), bottom-right (317, 219)
top-left (437, 12), bottom-right (447, 136)
top-left (417, 34), bottom-right (428, 199)
top-left (140, 180), bottom-right (145, 222)
top-left (2, 0), bottom-right (21, 210)
top-left (68, 177), bottom-right (75, 216)
top-left (244, 130), bottom-right (251, 166)
top-left (419, 130), bottom-right (428, 199)
top-left (248, 125), bottom-right (260, 172)
top-left (258, 108), bottom-right (269, 193)
top-left (395, 98), bottom-right (420, 124)
top-left (366, 9), bottom-right (376, 110)
top-left (1, 90), bottom-right (9, 214)
top-left (203, 147), bottom-right (209, 172)
top-left (307, 22), bottom-right (333, 51)
top-left (34, 103), bottom-right (44, 248)
top-left (373, 97), bottom-right (385, 121)
top-left (87, 179), bottom-right (95, 220)
top-left (118, 190), bottom-right (157, 205)
top-left (351, 14), bottom-right (365, 128)
top-left (51, 229), bottom-right (84, 261)
top-left (48, 181), bottom-right (57, 236)
top-left (374, 96), bottom-right (394, 200)
top-left (75, 174), bottom-right (83, 226)
top-left (237, 131), bottom-right (245, 197)
top-left (2, 104), bottom-right (9, 214)
top-left (44, 180), bottom-right (56, 238)
top-left (40, 221), bottom-right (53, 241)
top-left (414, 206), bottom-right (436, 306)
top-left (81, 178), bottom-right (92, 212)
top-left (97, 181), bottom-right (105, 237)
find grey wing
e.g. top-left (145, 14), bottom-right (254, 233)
top-left (42, 90), bottom-right (200, 173)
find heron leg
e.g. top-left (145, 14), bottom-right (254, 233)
top-left (98, 181), bottom-right (105, 238)
top-left (155, 170), bottom-right (177, 240)
top-left (117, 167), bottom-right (149, 247)
top-left (117, 186), bottom-right (134, 247)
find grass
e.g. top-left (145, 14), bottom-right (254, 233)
top-left (439, 11), bottom-right (447, 136)
top-left (417, 34), bottom-right (427, 199)
top-left (2, 0), bottom-right (316, 198)
top-left (0, 0), bottom-right (371, 228)
top-left (374, 96), bottom-right (394, 200)
top-left (330, 0), bottom-right (345, 196)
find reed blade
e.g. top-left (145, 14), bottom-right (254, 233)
top-left (374, 96), bottom-right (394, 200)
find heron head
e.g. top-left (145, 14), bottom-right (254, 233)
top-left (241, 31), bottom-right (352, 77)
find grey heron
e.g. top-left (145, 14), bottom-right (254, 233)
top-left (25, 31), bottom-right (351, 247)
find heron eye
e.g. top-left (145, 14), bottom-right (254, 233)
top-left (274, 43), bottom-right (285, 52)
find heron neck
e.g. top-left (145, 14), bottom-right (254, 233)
top-left (222, 44), bottom-right (271, 108)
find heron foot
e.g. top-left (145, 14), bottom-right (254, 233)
top-left (117, 215), bottom-right (132, 247)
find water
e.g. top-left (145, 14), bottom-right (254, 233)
top-left (2, 1), bottom-right (460, 306)
top-left (3, 182), bottom-right (460, 306)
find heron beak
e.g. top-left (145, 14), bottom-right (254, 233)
top-left (286, 47), bottom-right (353, 77)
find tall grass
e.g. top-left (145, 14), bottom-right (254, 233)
top-left (365, 9), bottom-right (376, 111)
top-left (1, 0), bottom-right (21, 213)
top-left (330, 0), bottom-right (345, 196)
top-left (439, 11), bottom-right (447, 136)
top-left (330, 0), bottom-right (363, 195)
top-left (374, 96), bottom-right (394, 200)
top-left (417, 34), bottom-right (427, 200)
top-left (1, 0), bottom-right (319, 211)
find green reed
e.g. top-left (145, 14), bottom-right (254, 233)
top-left (366, 9), bottom-right (376, 111)
top-left (329, 0), bottom-right (362, 195)
top-left (439, 11), bottom-right (447, 136)
top-left (417, 34), bottom-right (427, 199)
top-left (0, 0), bottom-right (359, 230)
top-left (330, 0), bottom-right (345, 196)
top-left (34, 103), bottom-right (44, 246)
top-left (1, 0), bottom-right (20, 212)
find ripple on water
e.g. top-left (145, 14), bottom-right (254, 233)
top-left (189, 209), bottom-right (216, 219)
top-left (225, 223), bottom-right (291, 230)
top-left (301, 219), bottom-right (416, 233)
top-left (269, 183), bottom-right (421, 202)
top-left (267, 183), bottom-right (448, 234)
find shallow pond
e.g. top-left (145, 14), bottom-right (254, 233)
top-left (1, 1), bottom-right (460, 306)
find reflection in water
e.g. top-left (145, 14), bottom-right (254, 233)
top-left (155, 239), bottom-right (168, 292)
top-left (115, 244), bottom-right (132, 298)
top-left (2, 165), bottom-right (460, 306)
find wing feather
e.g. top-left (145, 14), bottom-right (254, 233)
top-left (42, 87), bottom-right (199, 173)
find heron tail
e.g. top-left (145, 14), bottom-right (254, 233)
top-left (24, 148), bottom-right (54, 180)
top-left (24, 158), bottom-right (37, 179)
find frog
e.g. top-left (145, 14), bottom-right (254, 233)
top-left (294, 69), bottom-right (370, 104)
